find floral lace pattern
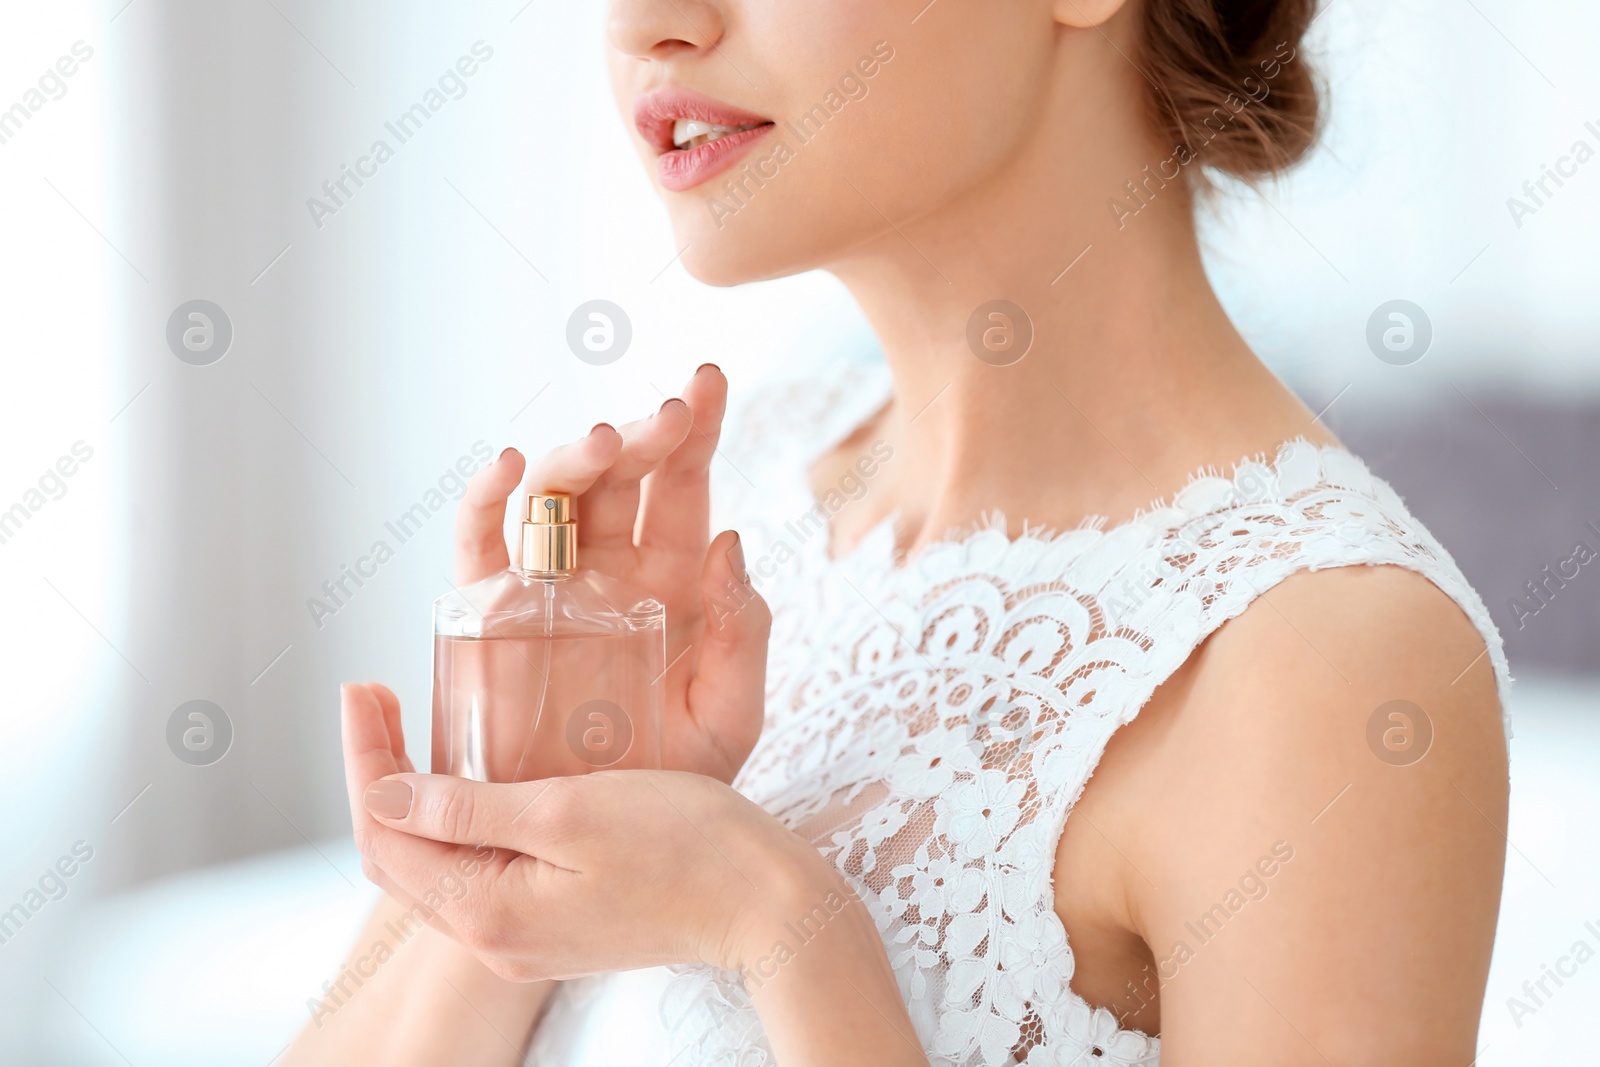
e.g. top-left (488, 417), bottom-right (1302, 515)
top-left (532, 360), bottom-right (1512, 1067)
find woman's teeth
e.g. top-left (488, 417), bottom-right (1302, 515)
top-left (672, 118), bottom-right (763, 150)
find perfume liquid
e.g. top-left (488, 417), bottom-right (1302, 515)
top-left (431, 492), bottom-right (665, 783)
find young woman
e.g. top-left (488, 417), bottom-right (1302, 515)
top-left (288, 1), bottom-right (1511, 1063)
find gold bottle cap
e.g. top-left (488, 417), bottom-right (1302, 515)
top-left (522, 492), bottom-right (576, 573)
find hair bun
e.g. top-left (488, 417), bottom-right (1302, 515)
top-left (1142, 0), bottom-right (1321, 181)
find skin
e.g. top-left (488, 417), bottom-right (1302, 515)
top-left (291, 0), bottom-right (1509, 1062)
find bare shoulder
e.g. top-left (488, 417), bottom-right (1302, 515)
top-left (1063, 564), bottom-right (1510, 1062)
top-left (1168, 562), bottom-right (1506, 779)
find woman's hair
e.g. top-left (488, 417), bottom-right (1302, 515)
top-left (1141, 0), bottom-right (1321, 180)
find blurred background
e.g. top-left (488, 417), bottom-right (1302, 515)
top-left (1, 0), bottom-right (1595, 1063)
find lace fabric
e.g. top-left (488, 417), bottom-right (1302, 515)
top-left (528, 359), bottom-right (1512, 1067)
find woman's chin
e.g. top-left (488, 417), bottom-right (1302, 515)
top-left (655, 164), bottom-right (867, 286)
top-left (674, 235), bottom-right (807, 289)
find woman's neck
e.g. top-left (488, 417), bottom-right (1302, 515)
top-left (822, 117), bottom-right (1329, 556)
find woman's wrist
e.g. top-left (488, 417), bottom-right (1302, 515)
top-left (286, 895), bottom-right (553, 1067)
top-left (719, 819), bottom-right (842, 972)
top-left (725, 832), bottom-right (928, 1065)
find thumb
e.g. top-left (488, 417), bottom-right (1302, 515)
top-left (364, 772), bottom-right (563, 852)
top-left (685, 530), bottom-right (770, 780)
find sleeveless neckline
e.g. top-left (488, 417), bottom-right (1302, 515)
top-left (793, 359), bottom-right (1365, 580)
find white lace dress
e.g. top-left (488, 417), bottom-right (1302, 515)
top-left (526, 359), bottom-right (1512, 1067)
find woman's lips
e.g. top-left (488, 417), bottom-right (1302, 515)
top-left (633, 87), bottom-right (777, 193)
top-left (656, 125), bottom-right (774, 192)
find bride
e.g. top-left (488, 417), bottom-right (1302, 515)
top-left (288, 0), bottom-right (1510, 1063)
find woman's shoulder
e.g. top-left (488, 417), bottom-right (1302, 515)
top-left (1062, 556), bottom-right (1510, 1058)
top-left (1113, 439), bottom-right (1513, 720)
top-left (1100, 441), bottom-right (1510, 851)
top-left (1179, 561), bottom-right (1506, 754)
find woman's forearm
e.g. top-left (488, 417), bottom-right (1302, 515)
top-left (282, 895), bottom-right (554, 1066)
top-left (741, 882), bottom-right (929, 1066)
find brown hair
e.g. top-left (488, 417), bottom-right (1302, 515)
top-left (1141, 0), bottom-right (1321, 180)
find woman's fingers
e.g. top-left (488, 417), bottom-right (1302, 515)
top-left (453, 447), bottom-right (526, 584)
top-left (361, 771), bottom-right (556, 844)
top-left (354, 811), bottom-right (504, 938)
top-left (464, 372), bottom-right (725, 574)
top-left (340, 684), bottom-right (427, 880)
top-left (511, 401), bottom-right (695, 556)
top-left (510, 425), bottom-right (625, 567)
top-left (341, 683), bottom-right (449, 871)
top-left (571, 400), bottom-right (695, 552)
top-left (678, 530), bottom-right (770, 781)
top-left (638, 365), bottom-right (727, 553)
top-left (455, 370), bottom-right (730, 585)
top-left (520, 424), bottom-right (625, 500)
top-left (342, 683), bottom-right (404, 820)
top-left (363, 772), bottom-right (577, 857)
top-left (368, 681), bottom-right (413, 774)
top-left (342, 683), bottom-right (486, 937)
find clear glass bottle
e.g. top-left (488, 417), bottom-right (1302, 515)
top-left (431, 492), bottom-right (664, 782)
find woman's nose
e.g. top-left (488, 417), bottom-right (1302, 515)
top-left (606, 0), bottom-right (726, 60)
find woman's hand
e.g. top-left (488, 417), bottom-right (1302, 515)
top-left (345, 684), bottom-right (930, 1064)
top-left (454, 364), bottom-right (769, 782)
top-left (345, 683), bottom-right (828, 979)
top-left (344, 683), bottom-right (929, 1065)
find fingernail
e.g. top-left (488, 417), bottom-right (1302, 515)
top-left (659, 397), bottom-right (686, 415)
top-left (365, 779), bottom-right (413, 819)
top-left (696, 362), bottom-right (721, 376)
top-left (727, 532), bottom-right (748, 584)
top-left (590, 422), bottom-right (615, 436)
top-left (498, 446), bottom-right (517, 463)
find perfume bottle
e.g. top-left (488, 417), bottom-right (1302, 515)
top-left (431, 492), bottom-right (665, 783)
